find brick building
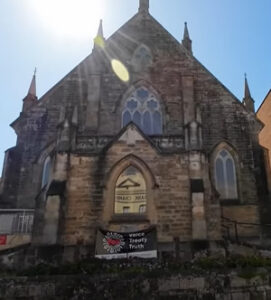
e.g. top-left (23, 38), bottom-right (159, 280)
top-left (0, 0), bottom-right (268, 259)
top-left (257, 90), bottom-right (271, 194)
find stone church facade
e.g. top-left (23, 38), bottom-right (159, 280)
top-left (0, 0), bottom-right (268, 258)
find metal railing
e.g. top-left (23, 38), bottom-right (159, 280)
top-left (0, 209), bottom-right (34, 235)
top-left (222, 216), bottom-right (271, 245)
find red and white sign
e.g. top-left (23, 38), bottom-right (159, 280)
top-left (0, 235), bottom-right (7, 245)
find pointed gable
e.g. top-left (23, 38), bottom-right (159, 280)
top-left (119, 124), bottom-right (145, 146)
top-left (106, 12), bottom-right (188, 62)
top-left (13, 0), bottom-right (256, 143)
top-left (106, 123), bottom-right (158, 154)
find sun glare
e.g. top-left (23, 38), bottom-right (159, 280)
top-left (111, 59), bottom-right (130, 82)
top-left (29, 0), bottom-right (105, 39)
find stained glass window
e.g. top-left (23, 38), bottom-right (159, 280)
top-left (137, 88), bottom-right (149, 101)
top-left (214, 150), bottom-right (237, 199)
top-left (143, 111), bottom-right (151, 135)
top-left (115, 166), bottom-right (147, 214)
top-left (123, 111), bottom-right (132, 127)
top-left (133, 111), bottom-right (141, 128)
top-left (122, 87), bottom-right (162, 135)
top-left (127, 99), bottom-right (137, 110)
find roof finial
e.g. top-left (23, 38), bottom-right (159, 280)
top-left (28, 68), bottom-right (37, 96)
top-left (97, 19), bottom-right (104, 38)
top-left (22, 68), bottom-right (38, 112)
top-left (184, 22), bottom-right (190, 39)
top-left (93, 19), bottom-right (105, 49)
top-left (139, 0), bottom-right (149, 13)
top-left (243, 73), bottom-right (255, 113)
top-left (244, 73), bottom-right (251, 99)
top-left (182, 22), bottom-right (192, 54)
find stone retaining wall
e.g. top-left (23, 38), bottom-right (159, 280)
top-left (1, 272), bottom-right (271, 299)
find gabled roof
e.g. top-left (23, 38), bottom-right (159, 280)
top-left (31, 10), bottom-right (191, 108)
top-left (104, 10), bottom-right (248, 110)
top-left (21, 4), bottom-right (247, 114)
top-left (106, 11), bottom-right (189, 56)
top-left (257, 89), bottom-right (271, 114)
top-left (102, 122), bottom-right (160, 154)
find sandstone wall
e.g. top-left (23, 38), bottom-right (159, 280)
top-left (1, 272), bottom-right (271, 300)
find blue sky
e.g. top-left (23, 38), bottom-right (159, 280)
top-left (0, 0), bottom-right (271, 173)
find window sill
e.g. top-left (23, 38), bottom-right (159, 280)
top-left (110, 214), bottom-right (149, 223)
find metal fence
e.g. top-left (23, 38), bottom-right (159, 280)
top-left (0, 209), bottom-right (34, 235)
top-left (222, 216), bottom-right (271, 244)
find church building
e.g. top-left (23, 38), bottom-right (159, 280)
top-left (0, 0), bottom-right (268, 259)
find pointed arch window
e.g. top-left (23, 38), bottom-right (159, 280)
top-left (214, 150), bottom-right (237, 199)
top-left (122, 87), bottom-right (162, 135)
top-left (115, 166), bottom-right (147, 214)
top-left (131, 45), bottom-right (153, 72)
top-left (41, 156), bottom-right (51, 188)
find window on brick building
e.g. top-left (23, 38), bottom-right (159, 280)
top-left (41, 156), bottom-right (51, 188)
top-left (114, 166), bottom-right (147, 214)
top-left (122, 87), bottom-right (162, 135)
top-left (214, 149), bottom-right (237, 199)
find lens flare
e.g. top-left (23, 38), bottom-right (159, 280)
top-left (28, 0), bottom-right (105, 39)
top-left (94, 36), bottom-right (105, 49)
top-left (111, 59), bottom-right (130, 82)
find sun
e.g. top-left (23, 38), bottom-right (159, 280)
top-left (28, 0), bottom-right (105, 39)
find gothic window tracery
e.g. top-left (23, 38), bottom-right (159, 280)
top-left (214, 149), bottom-right (238, 199)
top-left (114, 166), bottom-right (147, 214)
top-left (122, 87), bottom-right (162, 135)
